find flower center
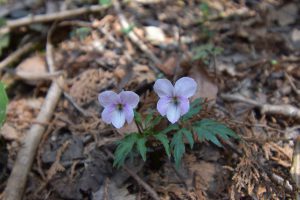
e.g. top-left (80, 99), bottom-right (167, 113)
top-left (117, 103), bottom-right (124, 111)
top-left (172, 96), bottom-right (179, 106)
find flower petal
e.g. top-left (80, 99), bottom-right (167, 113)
top-left (124, 105), bottom-right (134, 123)
top-left (174, 77), bottom-right (197, 98)
top-left (98, 91), bottom-right (119, 107)
top-left (120, 91), bottom-right (140, 108)
top-left (153, 79), bottom-right (174, 98)
top-left (111, 110), bottom-right (126, 128)
top-left (166, 103), bottom-right (181, 124)
top-left (101, 106), bottom-right (115, 123)
top-left (157, 96), bottom-right (171, 116)
top-left (179, 97), bottom-right (190, 115)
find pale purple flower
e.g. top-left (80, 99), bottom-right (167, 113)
top-left (98, 91), bottom-right (139, 128)
top-left (153, 77), bottom-right (197, 124)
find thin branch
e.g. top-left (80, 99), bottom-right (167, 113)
top-left (221, 93), bottom-right (300, 119)
top-left (0, 41), bottom-right (37, 71)
top-left (291, 136), bottom-right (300, 200)
top-left (3, 25), bottom-right (63, 200)
top-left (285, 72), bottom-right (300, 96)
top-left (0, 4), bottom-right (110, 35)
top-left (15, 71), bottom-right (63, 81)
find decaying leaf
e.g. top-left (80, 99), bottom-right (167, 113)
top-left (188, 64), bottom-right (218, 101)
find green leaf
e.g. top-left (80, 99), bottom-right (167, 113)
top-left (113, 133), bottom-right (138, 168)
top-left (70, 27), bottom-right (91, 41)
top-left (193, 119), bottom-right (238, 148)
top-left (136, 137), bottom-right (147, 161)
top-left (182, 98), bottom-right (202, 121)
top-left (0, 18), bottom-right (6, 27)
top-left (144, 111), bottom-right (154, 127)
top-left (154, 133), bottom-right (170, 158)
top-left (158, 124), bottom-right (179, 135)
top-left (0, 82), bottom-right (8, 127)
top-left (206, 133), bottom-right (222, 147)
top-left (171, 130), bottom-right (185, 166)
top-left (134, 111), bottom-right (143, 125)
top-left (182, 128), bottom-right (194, 149)
top-left (0, 34), bottom-right (10, 57)
top-left (99, 0), bottom-right (110, 5)
top-left (148, 115), bottom-right (162, 129)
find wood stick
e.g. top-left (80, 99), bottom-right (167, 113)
top-left (2, 25), bottom-right (63, 200)
top-left (291, 136), bottom-right (300, 200)
top-left (0, 4), bottom-right (110, 35)
top-left (221, 93), bottom-right (300, 119)
top-left (0, 41), bottom-right (37, 71)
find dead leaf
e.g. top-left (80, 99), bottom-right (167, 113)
top-left (157, 56), bottom-right (177, 76)
top-left (268, 3), bottom-right (298, 26)
top-left (145, 26), bottom-right (166, 45)
top-left (188, 64), bottom-right (218, 101)
top-left (16, 55), bottom-right (47, 85)
top-left (0, 123), bottom-right (21, 141)
top-left (93, 180), bottom-right (135, 200)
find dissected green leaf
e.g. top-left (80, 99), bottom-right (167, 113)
top-left (158, 124), bottom-right (179, 135)
top-left (182, 128), bottom-right (194, 149)
top-left (134, 111), bottom-right (143, 126)
top-left (148, 115), bottom-right (162, 129)
top-left (171, 130), bottom-right (185, 166)
top-left (193, 119), bottom-right (238, 147)
top-left (136, 137), bottom-right (147, 161)
top-left (0, 82), bottom-right (8, 127)
top-left (182, 98), bottom-right (202, 121)
top-left (154, 133), bottom-right (170, 158)
top-left (113, 133), bottom-right (138, 168)
top-left (144, 111), bottom-right (154, 127)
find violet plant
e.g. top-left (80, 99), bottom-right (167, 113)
top-left (98, 77), bottom-right (238, 168)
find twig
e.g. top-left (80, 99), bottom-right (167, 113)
top-left (221, 93), bottom-right (300, 119)
top-left (112, 0), bottom-right (161, 74)
top-left (15, 70), bottom-right (64, 81)
top-left (291, 136), bottom-right (300, 200)
top-left (2, 25), bottom-right (63, 200)
top-left (0, 4), bottom-right (110, 35)
top-left (105, 149), bottom-right (160, 200)
top-left (0, 41), bottom-right (37, 71)
top-left (63, 91), bottom-right (90, 117)
top-left (285, 72), bottom-right (300, 96)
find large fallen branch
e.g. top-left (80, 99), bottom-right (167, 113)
top-left (221, 93), bottom-right (300, 119)
top-left (2, 26), bottom-right (63, 200)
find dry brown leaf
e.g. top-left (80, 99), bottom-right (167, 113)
top-left (157, 56), bottom-right (177, 76)
top-left (0, 124), bottom-right (21, 141)
top-left (16, 55), bottom-right (47, 85)
top-left (188, 65), bottom-right (218, 101)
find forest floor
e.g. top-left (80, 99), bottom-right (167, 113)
top-left (0, 0), bottom-right (300, 199)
